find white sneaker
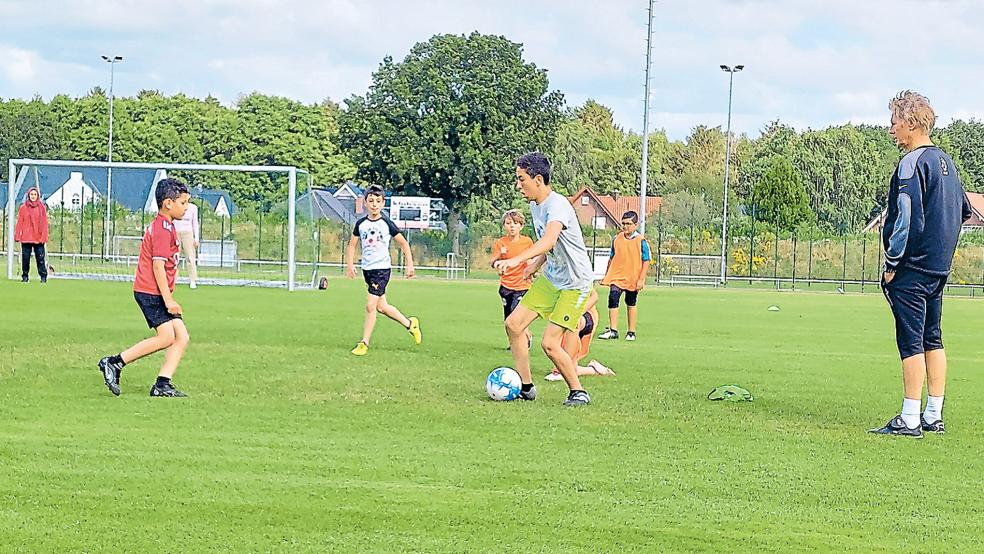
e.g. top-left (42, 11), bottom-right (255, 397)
top-left (190, 283), bottom-right (198, 289)
top-left (597, 328), bottom-right (619, 340)
top-left (544, 371), bottom-right (564, 382)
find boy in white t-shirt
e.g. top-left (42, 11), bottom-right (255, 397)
top-left (345, 185), bottom-right (422, 355)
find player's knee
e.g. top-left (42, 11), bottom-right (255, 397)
top-left (540, 335), bottom-right (562, 356)
top-left (174, 332), bottom-right (190, 348)
top-left (504, 317), bottom-right (523, 338)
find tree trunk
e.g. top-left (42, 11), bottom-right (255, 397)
top-left (448, 209), bottom-right (461, 254)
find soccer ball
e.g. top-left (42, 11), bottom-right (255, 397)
top-left (486, 367), bottom-right (522, 401)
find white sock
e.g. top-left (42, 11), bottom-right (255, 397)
top-left (924, 395), bottom-right (944, 423)
top-left (900, 398), bottom-right (921, 429)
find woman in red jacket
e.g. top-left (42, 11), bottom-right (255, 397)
top-left (14, 187), bottom-right (49, 283)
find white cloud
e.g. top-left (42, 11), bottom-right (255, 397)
top-left (3, 0), bottom-right (983, 140)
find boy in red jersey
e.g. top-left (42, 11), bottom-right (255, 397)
top-left (97, 178), bottom-right (192, 397)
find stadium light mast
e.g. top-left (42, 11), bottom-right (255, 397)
top-left (638, 0), bottom-right (656, 235)
top-left (101, 55), bottom-right (123, 258)
top-left (719, 64), bottom-right (743, 285)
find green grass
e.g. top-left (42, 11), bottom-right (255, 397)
top-left (1, 277), bottom-right (983, 552)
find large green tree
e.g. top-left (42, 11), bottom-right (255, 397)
top-left (751, 157), bottom-right (813, 231)
top-left (338, 32), bottom-right (564, 250)
top-left (550, 100), bottom-right (662, 196)
top-left (0, 97), bottom-right (63, 181)
top-left (940, 119), bottom-right (984, 192)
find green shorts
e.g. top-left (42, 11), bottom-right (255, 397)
top-left (519, 276), bottom-right (591, 331)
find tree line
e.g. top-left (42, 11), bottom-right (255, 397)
top-left (3, 31), bottom-right (983, 239)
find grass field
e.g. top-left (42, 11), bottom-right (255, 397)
top-left (1, 276), bottom-right (983, 553)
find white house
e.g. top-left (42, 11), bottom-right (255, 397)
top-left (45, 172), bottom-right (98, 211)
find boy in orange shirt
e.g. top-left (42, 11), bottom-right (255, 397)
top-left (598, 210), bottom-right (651, 341)
top-left (490, 209), bottom-right (534, 348)
top-left (97, 178), bottom-right (192, 397)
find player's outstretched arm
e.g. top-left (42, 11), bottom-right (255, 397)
top-left (394, 233), bottom-right (415, 278)
top-left (345, 236), bottom-right (359, 278)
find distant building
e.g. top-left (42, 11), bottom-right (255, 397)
top-left (861, 191), bottom-right (984, 233)
top-left (3, 165), bottom-right (163, 212)
top-left (567, 186), bottom-right (663, 229)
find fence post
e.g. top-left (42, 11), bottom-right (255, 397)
top-left (807, 237), bottom-right (813, 287)
top-left (111, 207), bottom-right (116, 260)
top-left (79, 194), bottom-right (85, 254)
top-left (773, 221), bottom-right (779, 290)
top-left (655, 207), bottom-right (663, 285)
top-left (877, 225), bottom-right (883, 280)
top-left (220, 217), bottom-right (226, 270)
top-left (280, 221), bottom-right (286, 265)
top-left (258, 210), bottom-right (265, 261)
top-left (748, 204), bottom-right (755, 284)
top-left (791, 232), bottom-right (797, 289)
top-left (591, 203), bottom-right (598, 267)
top-left (89, 202), bottom-right (95, 255)
top-left (688, 225), bottom-right (695, 275)
top-left (861, 237), bottom-right (867, 293)
top-left (842, 235), bottom-right (848, 290)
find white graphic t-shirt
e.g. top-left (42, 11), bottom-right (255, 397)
top-left (353, 215), bottom-right (402, 270)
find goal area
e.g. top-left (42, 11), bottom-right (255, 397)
top-left (4, 159), bottom-right (317, 291)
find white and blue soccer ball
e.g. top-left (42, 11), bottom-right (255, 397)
top-left (486, 367), bottom-right (522, 401)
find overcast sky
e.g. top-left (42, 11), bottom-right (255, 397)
top-left (1, 0), bottom-right (981, 140)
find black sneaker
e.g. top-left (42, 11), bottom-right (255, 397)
top-left (519, 385), bottom-right (537, 401)
top-left (625, 332), bottom-right (636, 342)
top-left (563, 390), bottom-right (591, 406)
top-left (868, 415), bottom-right (922, 438)
top-left (21, 276), bottom-right (28, 283)
top-left (150, 382), bottom-right (187, 397)
top-left (920, 414), bottom-right (945, 434)
top-left (97, 357), bottom-right (122, 396)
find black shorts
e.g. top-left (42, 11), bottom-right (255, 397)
top-left (134, 292), bottom-right (181, 329)
top-left (363, 268), bottom-right (392, 297)
top-left (578, 311), bottom-right (595, 339)
top-left (608, 285), bottom-right (639, 309)
top-left (882, 268), bottom-right (948, 359)
top-left (499, 285), bottom-right (527, 319)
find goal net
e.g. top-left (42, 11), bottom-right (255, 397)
top-left (4, 159), bottom-right (318, 290)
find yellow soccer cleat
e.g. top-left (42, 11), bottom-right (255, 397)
top-left (408, 317), bottom-right (422, 345)
top-left (351, 341), bottom-right (369, 356)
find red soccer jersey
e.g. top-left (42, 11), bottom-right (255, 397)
top-left (133, 214), bottom-right (180, 295)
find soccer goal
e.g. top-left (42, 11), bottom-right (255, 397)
top-left (4, 159), bottom-right (319, 291)
top-left (657, 253), bottom-right (722, 286)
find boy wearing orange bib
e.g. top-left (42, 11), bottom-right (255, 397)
top-left (598, 211), bottom-right (651, 342)
top-left (491, 210), bottom-right (535, 348)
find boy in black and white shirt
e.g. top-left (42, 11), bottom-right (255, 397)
top-left (345, 185), bottom-right (422, 355)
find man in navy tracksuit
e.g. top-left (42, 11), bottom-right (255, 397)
top-left (870, 91), bottom-right (973, 438)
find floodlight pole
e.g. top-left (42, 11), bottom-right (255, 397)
top-left (639, 0), bottom-right (655, 235)
top-left (719, 64), bottom-right (743, 285)
top-left (6, 159), bottom-right (15, 280)
top-left (102, 55), bottom-right (123, 258)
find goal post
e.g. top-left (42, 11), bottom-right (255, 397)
top-left (5, 159), bottom-right (311, 291)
